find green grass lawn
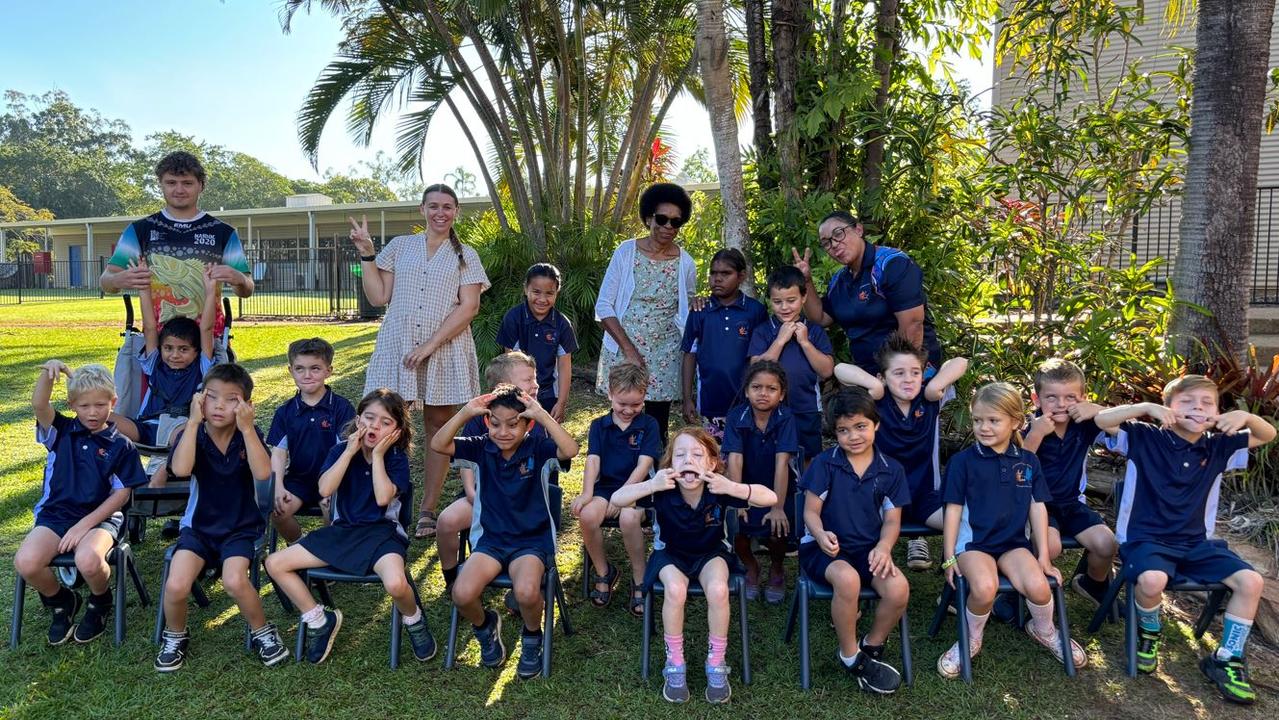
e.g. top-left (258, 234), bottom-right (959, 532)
top-left (0, 300), bottom-right (1273, 719)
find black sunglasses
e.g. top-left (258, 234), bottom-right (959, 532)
top-left (653, 213), bottom-right (686, 229)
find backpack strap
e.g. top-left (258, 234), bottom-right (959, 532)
top-left (870, 246), bottom-right (907, 299)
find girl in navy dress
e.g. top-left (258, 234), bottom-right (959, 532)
top-left (265, 389), bottom-right (435, 665)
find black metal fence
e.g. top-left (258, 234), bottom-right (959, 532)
top-left (0, 258), bottom-right (104, 305)
top-left (232, 236), bottom-right (383, 319)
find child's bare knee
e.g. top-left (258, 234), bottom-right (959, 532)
top-left (1230, 569), bottom-right (1264, 601)
top-left (663, 577), bottom-right (687, 603)
top-left (1136, 571), bottom-right (1167, 598)
top-left (967, 575), bottom-right (998, 604)
top-left (74, 550), bottom-right (108, 579)
top-left (704, 580), bottom-right (728, 606)
top-left (619, 509), bottom-right (642, 530)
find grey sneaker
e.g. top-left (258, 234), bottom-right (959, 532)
top-left (473, 609), bottom-right (506, 668)
top-left (704, 662), bottom-right (732, 704)
top-left (662, 663), bottom-right (689, 703)
top-left (906, 539), bottom-right (932, 570)
top-left (516, 629), bottom-right (543, 679)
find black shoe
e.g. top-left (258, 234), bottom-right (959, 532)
top-left (859, 639), bottom-right (885, 661)
top-left (304, 608), bottom-right (343, 664)
top-left (516, 628), bottom-right (543, 679)
top-left (843, 651), bottom-right (902, 695)
top-left (73, 593), bottom-right (111, 643)
top-left (473, 609), bottom-right (506, 668)
top-left (992, 594), bottom-right (1023, 628)
top-left (251, 624), bottom-right (290, 666)
top-left (405, 614), bottom-right (437, 662)
top-left (1200, 654), bottom-right (1256, 705)
top-left (1070, 574), bottom-right (1110, 609)
top-left (44, 588), bottom-right (81, 646)
top-left (160, 519), bottom-right (181, 540)
top-left (154, 629), bottom-right (190, 672)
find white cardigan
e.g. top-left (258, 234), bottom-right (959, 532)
top-left (594, 238), bottom-right (698, 355)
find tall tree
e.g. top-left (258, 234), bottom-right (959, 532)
top-left (1172, 0), bottom-right (1277, 361)
top-left (859, 0), bottom-right (900, 205)
top-left (694, 0), bottom-right (750, 261)
top-left (743, 0), bottom-right (773, 191)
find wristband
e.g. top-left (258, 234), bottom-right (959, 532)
top-left (941, 556), bottom-right (957, 570)
top-left (360, 254), bottom-right (376, 262)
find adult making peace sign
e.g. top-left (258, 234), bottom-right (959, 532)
top-left (351, 184), bottom-right (490, 539)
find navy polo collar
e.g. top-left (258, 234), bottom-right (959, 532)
top-left (974, 442), bottom-right (1023, 459)
top-left (63, 417), bottom-right (121, 441)
top-left (293, 387), bottom-right (335, 412)
top-left (521, 301), bottom-right (558, 326)
top-left (822, 447), bottom-right (892, 481)
top-left (481, 434), bottom-right (540, 465)
top-left (601, 413), bottom-right (638, 431)
top-left (730, 404), bottom-right (791, 434)
top-left (708, 294), bottom-right (748, 311)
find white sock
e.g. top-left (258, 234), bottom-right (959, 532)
top-left (301, 605), bottom-right (326, 629)
top-left (839, 650), bottom-right (860, 667)
top-left (966, 608), bottom-right (991, 644)
top-left (1027, 597), bottom-right (1054, 635)
top-left (402, 608), bottom-right (423, 626)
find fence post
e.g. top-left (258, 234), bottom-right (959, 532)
top-left (98, 257), bottom-right (105, 299)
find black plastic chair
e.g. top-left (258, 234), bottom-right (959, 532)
top-left (1086, 575), bottom-right (1227, 677)
top-left (10, 518), bottom-right (149, 648)
top-left (263, 500), bottom-right (328, 615)
top-left (781, 492), bottom-right (914, 689)
top-left (444, 459), bottom-right (574, 677)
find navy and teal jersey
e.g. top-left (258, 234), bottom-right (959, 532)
top-left (495, 303), bottom-right (579, 407)
top-left (34, 414), bottom-right (147, 530)
top-left (108, 210), bottom-right (248, 336)
top-left (680, 294), bottom-right (769, 418)
top-left (1110, 421), bottom-right (1249, 546)
top-left (587, 412), bottom-right (662, 493)
top-left (874, 387), bottom-right (953, 504)
top-left (641, 486), bottom-right (748, 556)
top-left (746, 317), bottom-right (834, 415)
top-left (172, 424), bottom-right (267, 539)
top-left (721, 403), bottom-right (800, 487)
top-left (267, 388), bottom-right (356, 490)
top-left (137, 351), bottom-right (215, 420)
top-left (798, 447), bottom-right (909, 552)
top-left (319, 442), bottom-right (413, 534)
top-left (943, 443), bottom-right (1049, 554)
top-left (820, 243), bottom-right (940, 374)
top-left (454, 434), bottom-right (560, 550)
top-left (1025, 414), bottom-right (1104, 505)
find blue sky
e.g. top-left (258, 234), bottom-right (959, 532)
top-left (2, 1), bottom-right (991, 190)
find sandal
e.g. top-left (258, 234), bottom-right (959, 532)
top-left (589, 563), bottom-right (620, 608)
top-left (628, 583), bottom-right (646, 618)
top-left (414, 510), bottom-right (438, 539)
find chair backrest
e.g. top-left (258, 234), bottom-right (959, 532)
top-left (395, 482), bottom-right (417, 540)
top-left (538, 458), bottom-right (563, 554)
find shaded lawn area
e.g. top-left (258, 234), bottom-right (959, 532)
top-left (0, 300), bottom-right (1275, 718)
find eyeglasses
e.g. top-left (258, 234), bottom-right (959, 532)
top-left (818, 223), bottom-right (857, 251)
top-left (653, 213), bottom-right (686, 229)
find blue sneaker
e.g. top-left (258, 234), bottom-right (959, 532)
top-left (304, 608), bottom-right (343, 664)
top-left (516, 628), bottom-right (543, 679)
top-left (705, 662), bottom-right (732, 704)
top-left (662, 663), bottom-right (690, 703)
top-left (404, 614), bottom-right (437, 662)
top-left (473, 609), bottom-right (506, 668)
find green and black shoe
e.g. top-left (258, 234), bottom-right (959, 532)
top-left (1136, 627), bottom-right (1161, 674)
top-left (1200, 655), bottom-right (1256, 705)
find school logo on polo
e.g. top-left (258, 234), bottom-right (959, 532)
top-left (629, 432), bottom-right (641, 448)
top-left (321, 419), bottom-right (331, 429)
top-left (1013, 463), bottom-right (1033, 487)
top-left (97, 447), bottom-right (109, 458)
top-left (913, 408), bottom-right (924, 419)
top-left (703, 507), bottom-right (721, 526)
top-left (737, 324), bottom-right (750, 337)
top-left (543, 331), bottom-right (556, 343)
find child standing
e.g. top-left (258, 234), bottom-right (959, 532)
top-left (1096, 375), bottom-right (1274, 704)
top-left (611, 427), bottom-right (778, 705)
top-left (155, 363), bottom-right (288, 671)
top-left (724, 360), bottom-right (799, 603)
top-left (433, 385), bottom-right (579, 680)
top-left (496, 263), bottom-right (578, 422)
top-left (937, 382), bottom-right (1088, 679)
top-left (798, 388), bottom-right (911, 694)
top-left (14, 361), bottom-right (148, 645)
top-left (572, 362), bottom-right (662, 615)
top-left (265, 389), bottom-right (434, 665)
top-left (748, 266), bottom-right (835, 466)
top-left (267, 338), bottom-right (356, 543)
top-left (680, 248), bottom-right (768, 437)
top-left (834, 332), bottom-right (967, 569)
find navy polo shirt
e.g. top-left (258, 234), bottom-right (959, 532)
top-left (138, 350), bottom-right (215, 420)
top-left (267, 388), bottom-right (356, 489)
top-left (173, 424), bottom-right (267, 538)
top-left (875, 387), bottom-right (952, 499)
top-left (320, 442), bottom-right (413, 532)
top-left (746, 316), bottom-right (834, 415)
top-left (721, 403), bottom-right (800, 486)
top-left (454, 434), bottom-right (560, 549)
top-left (34, 414), bottom-right (148, 530)
top-left (943, 443), bottom-right (1049, 553)
top-left (1025, 414), bottom-right (1104, 505)
top-left (587, 412), bottom-right (662, 492)
top-left (799, 448), bottom-right (909, 552)
top-left (642, 487), bottom-right (748, 555)
top-left (495, 302), bottom-right (579, 406)
top-left (680, 294), bottom-right (769, 418)
top-left (1111, 421), bottom-right (1249, 546)
top-left (820, 243), bottom-right (940, 374)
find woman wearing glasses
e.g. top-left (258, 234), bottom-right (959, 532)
top-left (595, 182), bottom-right (698, 439)
top-left (793, 211), bottom-right (941, 375)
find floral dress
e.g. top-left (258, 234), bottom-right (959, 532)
top-left (596, 251), bottom-right (683, 401)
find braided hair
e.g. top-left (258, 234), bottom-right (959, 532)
top-left (421, 183), bottom-right (465, 268)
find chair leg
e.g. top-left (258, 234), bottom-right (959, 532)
top-left (736, 576), bottom-right (751, 685)
top-left (192, 582), bottom-right (211, 609)
top-left (1053, 582), bottom-right (1076, 677)
top-left (1125, 581), bottom-right (1138, 678)
top-left (1069, 550), bottom-right (1088, 583)
top-left (294, 616), bottom-right (306, 663)
top-left (957, 576), bottom-right (973, 684)
top-left (899, 610), bottom-right (914, 687)
top-left (640, 590), bottom-right (653, 682)
top-left (1193, 588), bottom-right (1228, 639)
top-left (126, 549), bottom-right (150, 607)
top-left (444, 606), bottom-right (460, 670)
top-left (114, 549), bottom-right (128, 647)
top-left (580, 542), bottom-right (590, 601)
top-left (153, 558), bottom-right (172, 645)
top-left (542, 576), bottom-right (554, 678)
top-left (1087, 574), bottom-right (1124, 634)
top-left (929, 582), bottom-right (954, 638)
top-left (798, 579), bottom-right (810, 690)
top-left (316, 579), bottom-right (335, 608)
top-left (553, 569), bottom-right (574, 636)
top-left (10, 575), bottom-right (25, 649)
top-left (783, 585), bottom-right (799, 644)
top-left (389, 604), bottom-right (402, 670)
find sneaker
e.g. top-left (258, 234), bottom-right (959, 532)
top-left (662, 663), bottom-right (690, 703)
top-left (516, 629), bottom-right (543, 679)
top-left (992, 594), bottom-right (1022, 627)
top-left (1026, 620), bottom-right (1089, 669)
top-left (304, 608), bottom-right (343, 664)
top-left (73, 593), bottom-right (111, 644)
top-left (859, 639), bottom-right (885, 660)
top-left (763, 575), bottom-right (786, 605)
top-left (405, 615), bottom-right (438, 662)
top-left (1200, 655), bottom-right (1256, 705)
top-left (1070, 574), bottom-right (1109, 609)
top-left (45, 589), bottom-right (81, 646)
top-left (843, 651), bottom-right (902, 694)
top-left (743, 576), bottom-right (760, 602)
top-left (937, 634), bottom-right (983, 679)
top-left (704, 662), bottom-right (732, 704)
top-left (473, 609), bottom-right (506, 668)
top-left (906, 539), bottom-right (931, 570)
top-left (1136, 627), bottom-right (1161, 674)
top-left (161, 518), bottom-right (181, 540)
top-left (251, 624), bottom-right (290, 666)
top-left (154, 629), bottom-right (190, 672)
top-left (504, 589), bottom-right (521, 616)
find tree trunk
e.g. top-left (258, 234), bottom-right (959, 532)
top-left (1172, 0), bottom-right (1275, 363)
top-left (772, 0), bottom-right (802, 203)
top-left (744, 0), bottom-right (774, 191)
top-left (860, 0), bottom-right (900, 207)
top-left (695, 0), bottom-right (751, 264)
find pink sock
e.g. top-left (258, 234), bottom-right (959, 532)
top-left (708, 634), bottom-right (728, 666)
top-left (664, 633), bottom-right (684, 666)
